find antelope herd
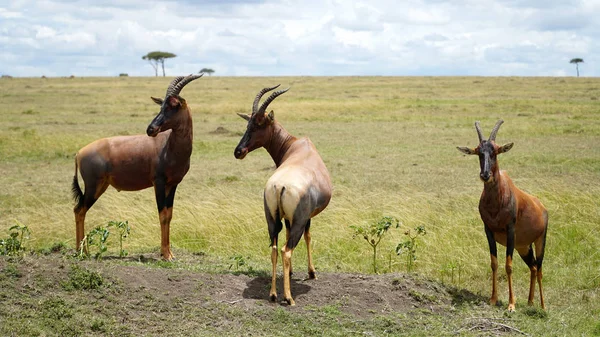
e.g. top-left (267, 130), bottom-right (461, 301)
top-left (72, 76), bottom-right (548, 310)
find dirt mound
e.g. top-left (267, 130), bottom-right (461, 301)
top-left (1, 252), bottom-right (511, 336)
top-left (209, 126), bottom-right (231, 135)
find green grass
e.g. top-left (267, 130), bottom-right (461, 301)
top-left (1, 76), bottom-right (599, 335)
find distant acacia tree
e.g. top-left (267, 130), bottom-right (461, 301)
top-left (199, 68), bottom-right (215, 76)
top-left (142, 51), bottom-right (177, 77)
top-left (570, 58), bottom-right (584, 77)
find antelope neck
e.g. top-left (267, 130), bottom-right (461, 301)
top-left (166, 112), bottom-right (193, 160)
top-left (265, 122), bottom-right (297, 167)
top-left (482, 165), bottom-right (509, 205)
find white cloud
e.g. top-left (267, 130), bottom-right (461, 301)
top-left (0, 0), bottom-right (598, 77)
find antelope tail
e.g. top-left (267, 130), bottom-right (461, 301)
top-left (71, 154), bottom-right (84, 210)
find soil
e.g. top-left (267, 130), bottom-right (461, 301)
top-left (1, 251), bottom-right (503, 336)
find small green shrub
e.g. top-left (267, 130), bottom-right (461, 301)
top-left (0, 223), bottom-right (30, 256)
top-left (229, 254), bottom-right (247, 271)
top-left (79, 226), bottom-right (110, 260)
top-left (396, 225), bottom-right (427, 272)
top-left (351, 216), bottom-right (400, 273)
top-left (78, 220), bottom-right (130, 259)
top-left (107, 220), bottom-right (130, 258)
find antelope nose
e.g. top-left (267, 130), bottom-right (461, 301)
top-left (146, 125), bottom-right (156, 136)
top-left (234, 147), bottom-right (247, 159)
top-left (480, 172), bottom-right (490, 181)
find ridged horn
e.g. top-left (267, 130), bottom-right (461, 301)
top-left (257, 87), bottom-right (290, 115)
top-left (474, 121), bottom-right (484, 143)
top-left (252, 85), bottom-right (280, 115)
top-left (165, 76), bottom-right (185, 97)
top-left (488, 119), bottom-right (504, 141)
top-left (167, 73), bottom-right (203, 97)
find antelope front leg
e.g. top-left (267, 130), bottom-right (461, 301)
top-left (485, 226), bottom-right (498, 306)
top-left (281, 245), bottom-right (295, 306)
top-left (155, 181), bottom-right (175, 260)
top-left (506, 224), bottom-right (516, 312)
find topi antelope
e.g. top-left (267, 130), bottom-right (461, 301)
top-left (234, 85), bottom-right (332, 305)
top-left (457, 120), bottom-right (548, 311)
top-left (72, 74), bottom-right (203, 260)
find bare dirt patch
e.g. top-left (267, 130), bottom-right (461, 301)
top-left (1, 252), bottom-right (522, 336)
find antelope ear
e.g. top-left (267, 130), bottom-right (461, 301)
top-left (168, 96), bottom-right (180, 108)
top-left (151, 96), bottom-right (163, 105)
top-left (267, 110), bottom-right (275, 123)
top-left (498, 142), bottom-right (514, 154)
top-left (237, 113), bottom-right (251, 121)
top-left (457, 146), bottom-right (478, 155)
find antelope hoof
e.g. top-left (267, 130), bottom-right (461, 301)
top-left (285, 297), bottom-right (296, 306)
top-left (507, 304), bottom-right (516, 312)
top-left (489, 298), bottom-right (497, 307)
top-left (162, 250), bottom-right (175, 261)
top-left (269, 293), bottom-right (277, 302)
top-left (307, 270), bottom-right (317, 280)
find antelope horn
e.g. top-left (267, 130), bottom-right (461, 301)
top-left (168, 73), bottom-right (204, 97)
top-left (165, 76), bottom-right (185, 97)
top-left (474, 121), bottom-right (484, 143)
top-left (252, 85), bottom-right (281, 115)
top-left (258, 87), bottom-right (290, 115)
top-left (488, 119), bottom-right (504, 141)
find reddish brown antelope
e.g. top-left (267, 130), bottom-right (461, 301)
top-left (72, 74), bottom-right (203, 260)
top-left (234, 85), bottom-right (332, 305)
top-left (457, 120), bottom-right (548, 311)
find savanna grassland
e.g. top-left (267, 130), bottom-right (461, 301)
top-left (0, 76), bottom-right (599, 336)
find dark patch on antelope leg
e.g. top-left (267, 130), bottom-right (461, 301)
top-left (154, 178), bottom-right (174, 260)
top-left (265, 196), bottom-right (282, 302)
top-left (165, 184), bottom-right (177, 208)
top-left (286, 193), bottom-right (313, 250)
top-left (284, 219), bottom-right (293, 277)
top-left (484, 225), bottom-right (498, 306)
top-left (517, 245), bottom-right (537, 305)
top-left (305, 220), bottom-right (316, 280)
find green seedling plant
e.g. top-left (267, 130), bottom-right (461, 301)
top-left (80, 226), bottom-right (111, 260)
top-left (107, 220), bottom-right (130, 258)
top-left (396, 225), bottom-right (426, 272)
top-left (439, 260), bottom-right (463, 285)
top-left (229, 254), bottom-right (247, 271)
top-left (351, 216), bottom-right (400, 273)
top-left (0, 223), bottom-right (31, 256)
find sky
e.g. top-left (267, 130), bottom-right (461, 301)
top-left (1, 0), bottom-right (598, 77)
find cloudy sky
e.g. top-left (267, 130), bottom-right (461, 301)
top-left (1, 0), bottom-right (598, 77)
